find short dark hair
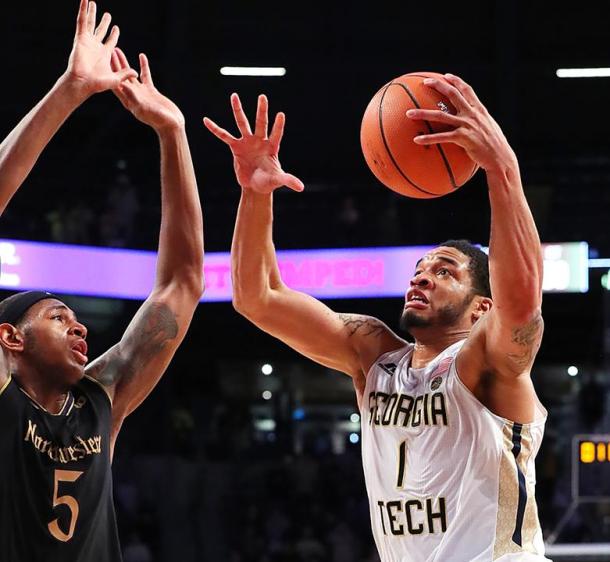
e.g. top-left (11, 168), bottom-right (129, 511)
top-left (437, 239), bottom-right (491, 298)
top-left (0, 293), bottom-right (30, 329)
top-left (0, 292), bottom-right (56, 329)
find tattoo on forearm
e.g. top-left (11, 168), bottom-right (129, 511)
top-left (339, 313), bottom-right (385, 338)
top-left (507, 314), bottom-right (543, 369)
top-left (89, 301), bottom-right (179, 387)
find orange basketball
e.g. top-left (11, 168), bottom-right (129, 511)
top-left (360, 72), bottom-right (478, 198)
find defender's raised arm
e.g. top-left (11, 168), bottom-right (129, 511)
top-left (86, 50), bottom-right (204, 442)
top-left (0, 0), bottom-right (135, 214)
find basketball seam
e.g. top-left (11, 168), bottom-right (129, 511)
top-left (398, 83), bottom-right (458, 190)
top-left (377, 84), bottom-right (436, 197)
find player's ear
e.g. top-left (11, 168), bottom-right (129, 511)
top-left (471, 297), bottom-right (492, 324)
top-left (0, 323), bottom-right (26, 353)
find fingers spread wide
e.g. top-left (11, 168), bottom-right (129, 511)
top-left (254, 94), bottom-right (268, 138)
top-left (231, 93), bottom-right (252, 137)
top-left (203, 117), bottom-right (238, 144)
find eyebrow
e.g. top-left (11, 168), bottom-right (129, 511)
top-left (47, 305), bottom-right (69, 313)
top-left (46, 304), bottom-right (75, 318)
top-left (414, 255), bottom-right (460, 270)
top-left (437, 256), bottom-right (459, 267)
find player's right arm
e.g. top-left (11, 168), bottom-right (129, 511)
top-left (0, 0), bottom-right (135, 215)
top-left (204, 94), bottom-right (405, 388)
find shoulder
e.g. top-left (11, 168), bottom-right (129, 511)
top-left (361, 328), bottom-right (410, 378)
top-left (78, 375), bottom-right (113, 407)
top-left (0, 375), bottom-right (13, 398)
top-left (366, 342), bottom-right (413, 376)
top-left (338, 312), bottom-right (407, 344)
top-left (337, 314), bottom-right (394, 337)
top-left (335, 314), bottom-right (407, 390)
top-left (0, 376), bottom-right (21, 411)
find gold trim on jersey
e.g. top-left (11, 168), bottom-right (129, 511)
top-left (520, 425), bottom-right (542, 553)
top-left (18, 387), bottom-right (73, 417)
top-left (0, 374), bottom-right (12, 397)
top-left (84, 375), bottom-right (113, 405)
top-left (492, 423), bottom-right (543, 560)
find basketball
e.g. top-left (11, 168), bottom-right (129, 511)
top-left (360, 72), bottom-right (478, 198)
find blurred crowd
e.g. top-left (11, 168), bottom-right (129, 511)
top-left (111, 388), bottom-right (382, 562)
top-left (4, 156), bottom-right (610, 259)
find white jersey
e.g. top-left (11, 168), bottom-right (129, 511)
top-left (360, 340), bottom-right (550, 562)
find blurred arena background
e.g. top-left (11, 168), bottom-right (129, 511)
top-left (1, 0), bottom-right (610, 560)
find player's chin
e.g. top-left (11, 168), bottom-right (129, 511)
top-left (65, 361), bottom-right (86, 385)
top-left (399, 309), bottom-right (431, 331)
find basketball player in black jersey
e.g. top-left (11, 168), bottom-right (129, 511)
top-left (0, 2), bottom-right (204, 560)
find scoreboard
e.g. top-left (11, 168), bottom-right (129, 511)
top-left (574, 435), bottom-right (610, 500)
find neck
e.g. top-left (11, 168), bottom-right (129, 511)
top-left (13, 367), bottom-right (70, 415)
top-left (409, 327), bottom-right (470, 368)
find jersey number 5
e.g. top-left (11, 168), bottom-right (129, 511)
top-left (48, 469), bottom-right (84, 542)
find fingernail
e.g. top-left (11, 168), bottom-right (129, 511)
top-left (445, 73), bottom-right (455, 78)
top-left (406, 109), bottom-right (416, 117)
top-left (423, 78), bottom-right (434, 85)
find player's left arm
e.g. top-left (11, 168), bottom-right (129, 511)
top-left (410, 74), bottom-right (543, 422)
top-left (85, 50), bottom-right (204, 434)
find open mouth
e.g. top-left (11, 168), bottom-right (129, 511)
top-left (71, 349), bottom-right (88, 365)
top-left (71, 340), bottom-right (88, 364)
top-left (406, 290), bottom-right (429, 308)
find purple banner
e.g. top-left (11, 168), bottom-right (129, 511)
top-left (0, 239), bottom-right (588, 302)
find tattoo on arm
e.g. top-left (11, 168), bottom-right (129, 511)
top-left (90, 301), bottom-right (179, 388)
top-left (338, 314), bottom-right (385, 338)
top-left (506, 314), bottom-right (543, 369)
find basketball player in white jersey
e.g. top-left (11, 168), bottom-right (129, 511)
top-left (204, 75), bottom-right (549, 562)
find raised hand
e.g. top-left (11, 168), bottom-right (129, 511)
top-left (110, 49), bottom-right (185, 133)
top-left (204, 94), bottom-right (304, 194)
top-left (65, 0), bottom-right (137, 99)
top-left (406, 74), bottom-right (516, 173)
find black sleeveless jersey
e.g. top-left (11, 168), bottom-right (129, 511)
top-left (0, 375), bottom-right (122, 562)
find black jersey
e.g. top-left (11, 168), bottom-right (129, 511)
top-left (0, 375), bottom-right (122, 562)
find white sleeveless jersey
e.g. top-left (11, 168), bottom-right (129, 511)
top-left (360, 340), bottom-right (550, 562)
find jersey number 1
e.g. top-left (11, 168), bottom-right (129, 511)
top-left (396, 440), bottom-right (407, 489)
top-left (48, 469), bottom-right (84, 542)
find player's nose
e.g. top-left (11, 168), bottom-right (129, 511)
top-left (410, 272), bottom-right (433, 288)
top-left (69, 321), bottom-right (88, 340)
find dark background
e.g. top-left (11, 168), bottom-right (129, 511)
top-left (1, 1), bottom-right (610, 560)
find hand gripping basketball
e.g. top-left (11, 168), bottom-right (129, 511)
top-left (360, 72), bottom-right (479, 198)
top-left (409, 74), bottom-right (517, 176)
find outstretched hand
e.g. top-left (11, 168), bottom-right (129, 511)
top-left (65, 0), bottom-right (137, 99)
top-left (110, 49), bottom-right (185, 133)
top-left (203, 94), bottom-right (304, 194)
top-left (406, 74), bottom-right (516, 173)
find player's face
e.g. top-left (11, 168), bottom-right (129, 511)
top-left (400, 247), bottom-right (476, 331)
top-left (21, 299), bottom-right (89, 384)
